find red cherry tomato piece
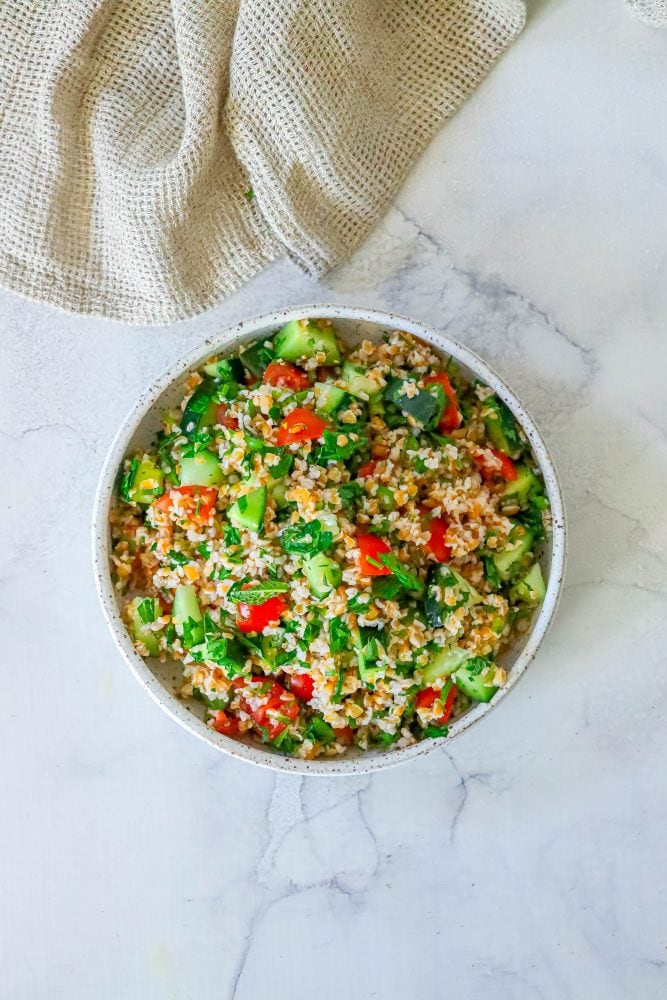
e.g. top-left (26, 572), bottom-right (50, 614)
top-left (416, 686), bottom-right (439, 709)
top-left (334, 725), bottom-right (354, 745)
top-left (439, 684), bottom-right (458, 724)
top-left (473, 448), bottom-right (518, 482)
top-left (357, 533), bottom-right (392, 576)
top-left (416, 683), bottom-right (457, 723)
top-left (357, 460), bottom-right (378, 478)
top-left (263, 361), bottom-right (311, 391)
top-left (424, 372), bottom-right (462, 432)
top-left (212, 710), bottom-right (239, 736)
top-left (290, 673), bottom-right (314, 702)
top-left (216, 403), bottom-right (239, 430)
top-left (426, 516), bottom-right (452, 563)
top-left (276, 407), bottom-right (328, 446)
top-left (248, 682), bottom-right (299, 741)
top-left (236, 593), bottom-right (288, 634)
top-left (153, 485), bottom-right (218, 523)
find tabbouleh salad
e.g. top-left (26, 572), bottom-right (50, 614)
top-left (110, 319), bottom-right (550, 759)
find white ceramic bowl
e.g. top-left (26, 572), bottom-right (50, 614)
top-left (93, 305), bottom-right (566, 775)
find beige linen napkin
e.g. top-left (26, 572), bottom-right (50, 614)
top-left (0, 1), bottom-right (525, 325)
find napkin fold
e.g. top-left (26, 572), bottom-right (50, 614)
top-left (0, 1), bottom-right (525, 324)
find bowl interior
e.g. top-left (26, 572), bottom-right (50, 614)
top-left (94, 307), bottom-right (565, 775)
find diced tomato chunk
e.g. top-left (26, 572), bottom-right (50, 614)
top-left (334, 725), bottom-right (354, 745)
top-left (153, 485), bottom-right (217, 523)
top-left (248, 682), bottom-right (299, 742)
top-left (216, 403), bottom-right (239, 430)
top-left (439, 683), bottom-right (458, 724)
top-left (473, 448), bottom-right (517, 482)
top-left (416, 683), bottom-right (457, 723)
top-left (424, 372), bottom-right (462, 432)
top-left (263, 361), bottom-right (311, 391)
top-left (356, 533), bottom-right (392, 576)
top-left (236, 592), bottom-right (288, 634)
top-left (357, 460), bottom-right (378, 478)
top-left (212, 710), bottom-right (239, 736)
top-left (289, 673), bottom-right (314, 702)
top-left (416, 686), bottom-right (439, 709)
top-left (426, 515), bottom-right (452, 563)
top-left (276, 407), bottom-right (327, 446)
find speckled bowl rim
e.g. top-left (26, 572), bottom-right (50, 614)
top-left (93, 305), bottom-right (566, 775)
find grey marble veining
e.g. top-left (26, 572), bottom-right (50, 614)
top-left (1, 1), bottom-right (666, 997)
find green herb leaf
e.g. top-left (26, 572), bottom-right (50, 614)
top-left (301, 616), bottom-right (322, 646)
top-left (136, 598), bottom-right (156, 624)
top-left (371, 576), bottom-right (404, 601)
top-left (120, 456), bottom-right (139, 502)
top-left (276, 649), bottom-right (297, 667)
top-left (338, 481), bottom-right (363, 511)
top-left (483, 555), bottom-right (502, 590)
top-left (332, 666), bottom-right (345, 703)
top-left (314, 429), bottom-right (365, 465)
top-left (227, 580), bottom-right (290, 605)
top-left (375, 730), bottom-right (400, 747)
top-left (203, 612), bottom-right (220, 638)
top-left (280, 519), bottom-right (333, 556)
top-left (368, 553), bottom-right (422, 592)
top-left (465, 655), bottom-right (491, 677)
top-left (203, 636), bottom-right (246, 676)
top-left (197, 542), bottom-right (211, 559)
top-left (181, 617), bottom-right (201, 650)
top-left (269, 451), bottom-right (293, 479)
top-left (329, 617), bottom-right (351, 654)
top-left (304, 716), bottom-right (336, 745)
top-left (167, 550), bottom-right (189, 566)
top-left (423, 723), bottom-right (449, 739)
top-left (223, 524), bottom-right (241, 547)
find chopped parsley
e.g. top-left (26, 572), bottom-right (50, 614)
top-left (227, 580), bottom-right (289, 605)
top-left (329, 617), bottom-right (351, 654)
top-left (280, 519), bottom-right (332, 556)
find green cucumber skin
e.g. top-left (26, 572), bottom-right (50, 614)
top-left (452, 663), bottom-right (498, 703)
top-left (128, 597), bottom-right (160, 656)
top-left (304, 552), bottom-right (342, 598)
top-left (172, 584), bottom-right (204, 647)
top-left (269, 480), bottom-right (288, 509)
top-left (227, 486), bottom-right (267, 533)
top-left (240, 339), bottom-right (275, 377)
top-left (274, 320), bottom-right (341, 366)
top-left (383, 377), bottom-right (443, 427)
top-left (340, 360), bottom-right (381, 400)
top-left (179, 450), bottom-right (223, 487)
top-left (484, 397), bottom-right (523, 459)
top-left (314, 382), bottom-right (348, 414)
top-left (512, 562), bottom-right (546, 604)
top-left (501, 465), bottom-right (539, 501)
top-left (421, 645), bottom-right (470, 684)
top-left (260, 633), bottom-right (283, 667)
top-left (423, 565), bottom-right (482, 628)
top-left (125, 457), bottom-right (164, 505)
top-left (202, 356), bottom-right (245, 382)
top-left (493, 529), bottom-right (534, 580)
top-left (182, 379), bottom-right (217, 437)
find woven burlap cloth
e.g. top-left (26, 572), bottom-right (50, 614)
top-left (626, 0), bottom-right (667, 24)
top-left (0, 1), bottom-right (525, 325)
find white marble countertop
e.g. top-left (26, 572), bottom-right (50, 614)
top-left (2, 1), bottom-right (666, 997)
